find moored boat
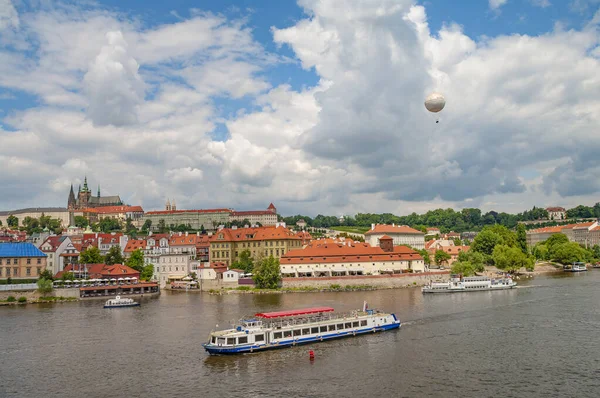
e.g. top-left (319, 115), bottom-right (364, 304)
top-left (422, 274), bottom-right (516, 294)
top-left (103, 295), bottom-right (140, 308)
top-left (202, 303), bottom-right (400, 355)
top-left (563, 262), bottom-right (588, 272)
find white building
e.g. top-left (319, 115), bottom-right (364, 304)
top-left (546, 207), bottom-right (566, 221)
top-left (153, 253), bottom-right (191, 288)
top-left (223, 269), bottom-right (244, 282)
top-left (365, 224), bottom-right (425, 250)
top-left (280, 240), bottom-right (425, 277)
top-left (39, 236), bottom-right (73, 274)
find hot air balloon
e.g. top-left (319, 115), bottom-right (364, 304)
top-left (424, 92), bottom-right (445, 123)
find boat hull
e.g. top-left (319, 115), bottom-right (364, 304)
top-left (202, 322), bottom-right (400, 355)
top-left (104, 303), bottom-right (140, 308)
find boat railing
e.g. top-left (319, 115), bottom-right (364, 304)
top-left (235, 310), bottom-right (376, 330)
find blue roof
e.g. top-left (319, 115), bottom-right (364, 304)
top-left (0, 243), bottom-right (47, 258)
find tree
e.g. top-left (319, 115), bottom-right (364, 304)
top-left (142, 219), bottom-right (152, 231)
top-left (79, 246), bottom-right (104, 264)
top-left (453, 238), bottom-right (462, 246)
top-left (416, 249), bottom-right (431, 264)
top-left (232, 249), bottom-right (254, 273)
top-left (472, 229), bottom-right (504, 256)
top-left (158, 219), bottom-right (167, 233)
top-left (7, 215), bottom-right (18, 228)
top-left (39, 269), bottom-right (54, 281)
top-left (252, 255), bottom-right (281, 289)
top-left (74, 216), bottom-right (89, 228)
top-left (552, 242), bottom-right (588, 264)
top-left (457, 250), bottom-right (486, 273)
top-left (104, 246), bottom-right (124, 265)
top-left (61, 272), bottom-right (75, 281)
top-left (125, 217), bottom-right (137, 234)
top-left (99, 217), bottom-right (121, 233)
top-left (140, 264), bottom-right (154, 281)
top-left (37, 278), bottom-right (53, 294)
top-left (451, 261), bottom-right (476, 277)
top-left (492, 245), bottom-right (535, 273)
top-left (532, 244), bottom-right (549, 261)
top-left (125, 249), bottom-right (144, 272)
top-left (434, 250), bottom-right (451, 265)
top-left (516, 224), bottom-right (527, 253)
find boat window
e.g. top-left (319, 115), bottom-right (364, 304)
top-left (273, 332), bottom-right (282, 339)
top-left (320, 326), bottom-right (327, 333)
top-left (212, 337), bottom-right (216, 343)
top-left (293, 329), bottom-right (301, 337)
top-left (337, 323), bottom-right (344, 329)
top-left (227, 338), bottom-right (235, 345)
top-left (302, 328), bottom-right (310, 335)
top-left (360, 320), bottom-right (367, 326)
top-left (328, 325), bottom-right (336, 331)
top-left (238, 336), bottom-right (248, 344)
top-left (311, 327), bottom-right (319, 334)
top-left (283, 330), bottom-right (292, 338)
top-left (352, 321), bottom-right (359, 327)
top-left (255, 334), bottom-right (264, 342)
top-left (218, 338), bottom-right (226, 345)
top-left (345, 322), bottom-right (352, 329)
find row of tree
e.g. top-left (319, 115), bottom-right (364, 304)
top-left (281, 204), bottom-right (600, 233)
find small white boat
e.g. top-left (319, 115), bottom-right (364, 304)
top-left (104, 295), bottom-right (140, 309)
top-left (563, 262), bottom-right (587, 272)
top-left (422, 274), bottom-right (516, 293)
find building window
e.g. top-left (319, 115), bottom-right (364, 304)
top-left (37, 268), bottom-right (41, 275)
top-left (27, 258), bottom-right (31, 264)
top-left (13, 259), bottom-right (17, 265)
top-left (6, 268), bottom-right (10, 276)
top-left (13, 267), bottom-right (18, 276)
top-left (26, 267), bottom-right (31, 276)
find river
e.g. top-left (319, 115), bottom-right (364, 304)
top-left (2, 272), bottom-right (600, 397)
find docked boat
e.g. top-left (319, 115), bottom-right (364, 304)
top-left (422, 274), bottom-right (516, 294)
top-left (202, 303), bottom-right (400, 355)
top-left (103, 295), bottom-right (140, 308)
top-left (563, 262), bottom-right (588, 272)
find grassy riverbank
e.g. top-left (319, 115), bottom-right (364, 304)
top-left (206, 283), bottom-right (422, 295)
top-left (0, 296), bottom-right (78, 306)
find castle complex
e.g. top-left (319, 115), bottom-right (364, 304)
top-left (67, 177), bottom-right (123, 210)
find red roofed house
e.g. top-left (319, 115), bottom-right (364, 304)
top-left (229, 203), bottom-right (278, 227)
top-left (40, 235), bottom-right (76, 274)
top-left (280, 239), bottom-right (425, 277)
top-left (56, 263), bottom-right (140, 280)
top-left (93, 205), bottom-right (144, 223)
top-left (365, 224), bottom-right (425, 250)
top-left (428, 245), bottom-right (470, 266)
top-left (123, 239), bottom-right (147, 258)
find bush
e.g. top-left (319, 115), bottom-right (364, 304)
top-left (18, 297), bottom-right (27, 303)
top-left (236, 286), bottom-right (252, 291)
top-left (6, 296), bottom-right (16, 302)
top-left (329, 284), bottom-right (341, 290)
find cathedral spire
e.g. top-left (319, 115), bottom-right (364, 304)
top-left (97, 185), bottom-right (100, 198)
top-left (83, 176), bottom-right (89, 192)
top-left (68, 184), bottom-right (76, 208)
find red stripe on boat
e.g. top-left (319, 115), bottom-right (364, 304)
top-left (255, 307), bottom-right (335, 318)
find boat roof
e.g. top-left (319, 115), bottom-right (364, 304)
top-left (255, 307), bottom-right (335, 319)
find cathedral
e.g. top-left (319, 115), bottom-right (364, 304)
top-left (67, 177), bottom-right (123, 210)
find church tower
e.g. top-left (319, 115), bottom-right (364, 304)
top-left (97, 185), bottom-right (101, 198)
top-left (172, 199), bottom-right (176, 211)
top-left (67, 184), bottom-right (76, 209)
top-left (166, 199), bottom-right (171, 211)
top-left (78, 176), bottom-right (92, 208)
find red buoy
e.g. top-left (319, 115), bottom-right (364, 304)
top-left (309, 350), bottom-right (315, 360)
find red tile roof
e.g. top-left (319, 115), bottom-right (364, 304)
top-left (55, 263), bottom-right (140, 279)
top-left (92, 205), bottom-right (144, 214)
top-left (169, 234), bottom-right (203, 246)
top-left (146, 209), bottom-right (231, 215)
top-left (379, 235), bottom-right (393, 240)
top-left (231, 210), bottom-right (274, 216)
top-left (40, 236), bottom-right (65, 252)
top-left (281, 242), bottom-right (423, 264)
top-left (365, 224), bottom-right (424, 235)
top-left (546, 207), bottom-right (566, 212)
top-left (211, 226), bottom-right (300, 242)
top-left (124, 239), bottom-right (146, 252)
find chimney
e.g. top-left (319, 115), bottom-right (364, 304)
top-left (371, 223), bottom-right (375, 231)
top-left (196, 232), bottom-right (199, 236)
top-left (179, 232), bottom-right (182, 236)
top-left (185, 231), bottom-right (188, 236)
top-left (392, 223), bottom-right (395, 227)
top-left (149, 231), bottom-right (153, 236)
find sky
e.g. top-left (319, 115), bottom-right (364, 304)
top-left (0, 0), bottom-right (599, 217)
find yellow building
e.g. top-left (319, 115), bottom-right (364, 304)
top-left (209, 225), bottom-right (302, 267)
top-left (0, 243), bottom-right (48, 280)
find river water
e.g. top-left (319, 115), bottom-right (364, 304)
top-left (2, 272), bottom-right (600, 397)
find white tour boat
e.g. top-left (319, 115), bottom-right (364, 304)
top-left (103, 295), bottom-right (140, 309)
top-left (563, 262), bottom-right (588, 272)
top-left (202, 303), bottom-right (400, 355)
top-left (422, 274), bottom-right (517, 294)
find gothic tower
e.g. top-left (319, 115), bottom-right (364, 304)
top-left (78, 176), bottom-right (92, 208)
top-left (67, 184), bottom-right (76, 209)
top-left (166, 199), bottom-right (171, 211)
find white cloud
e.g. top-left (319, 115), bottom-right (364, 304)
top-left (0, 0), bottom-right (19, 31)
top-left (489, 0), bottom-right (508, 10)
top-left (83, 31), bottom-right (145, 126)
top-left (531, 0), bottom-right (551, 7)
top-left (1, 1), bottom-right (600, 217)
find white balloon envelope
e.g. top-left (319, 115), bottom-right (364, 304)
top-left (424, 92), bottom-right (446, 113)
